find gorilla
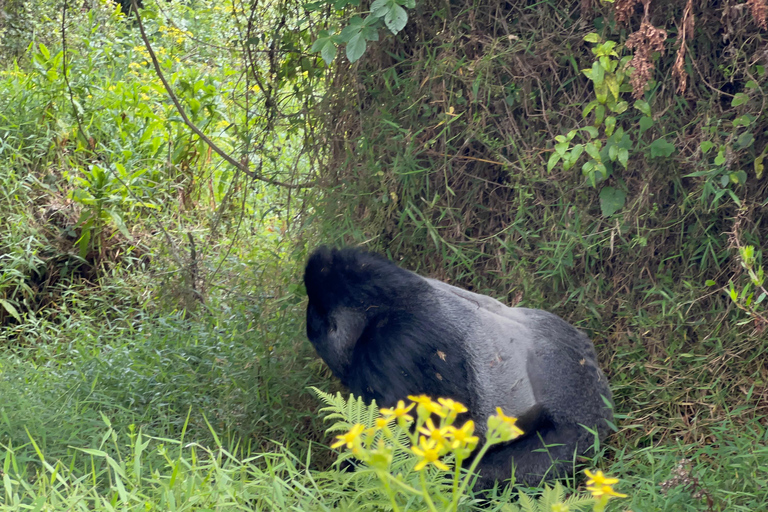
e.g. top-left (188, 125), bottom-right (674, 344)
top-left (304, 246), bottom-right (613, 488)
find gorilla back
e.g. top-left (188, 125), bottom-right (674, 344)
top-left (304, 246), bottom-right (613, 488)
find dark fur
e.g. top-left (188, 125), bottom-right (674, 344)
top-left (305, 246), bottom-right (613, 488)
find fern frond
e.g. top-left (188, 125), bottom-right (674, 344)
top-left (310, 387), bottom-right (379, 434)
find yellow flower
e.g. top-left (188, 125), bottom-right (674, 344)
top-left (584, 469), bottom-right (619, 487)
top-left (380, 400), bottom-right (415, 422)
top-left (375, 417), bottom-right (391, 429)
top-left (586, 484), bottom-right (627, 498)
top-left (408, 395), bottom-right (446, 418)
top-left (417, 418), bottom-right (451, 446)
top-left (438, 397), bottom-right (468, 414)
top-left (584, 470), bottom-right (626, 498)
top-left (448, 420), bottom-right (479, 450)
top-left (331, 423), bottom-right (365, 450)
top-left (488, 407), bottom-right (524, 442)
top-left (411, 436), bottom-right (449, 471)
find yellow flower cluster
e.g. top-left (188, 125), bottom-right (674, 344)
top-left (585, 469), bottom-right (627, 499)
top-left (159, 24), bottom-right (192, 45)
top-left (330, 395), bottom-right (523, 474)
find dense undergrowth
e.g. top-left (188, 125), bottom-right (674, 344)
top-left (0, 0), bottom-right (767, 510)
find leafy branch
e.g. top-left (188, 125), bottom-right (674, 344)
top-left (310, 0), bottom-right (415, 64)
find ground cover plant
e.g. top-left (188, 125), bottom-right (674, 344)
top-left (0, 0), bottom-right (767, 510)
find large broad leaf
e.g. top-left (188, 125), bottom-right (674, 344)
top-left (310, 30), bottom-right (331, 52)
top-left (599, 186), bottom-right (626, 217)
top-left (370, 0), bottom-right (390, 17)
top-left (384, 3), bottom-right (407, 33)
top-left (346, 33), bottom-right (367, 63)
top-left (320, 40), bottom-right (337, 65)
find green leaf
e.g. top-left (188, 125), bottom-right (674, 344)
top-left (599, 186), bottom-right (626, 217)
top-left (339, 24), bottom-right (362, 44)
top-left (320, 40), bottom-right (337, 65)
top-left (731, 93), bottom-right (749, 107)
top-left (714, 150), bottom-right (726, 166)
top-left (547, 152), bottom-right (561, 172)
top-left (594, 104), bottom-right (605, 126)
top-left (755, 151), bottom-right (765, 179)
top-left (555, 142), bottom-right (569, 156)
top-left (605, 75), bottom-right (620, 102)
top-left (736, 131), bottom-right (754, 149)
top-left (634, 99), bottom-right (651, 116)
top-left (638, 116), bottom-right (653, 133)
top-left (384, 4), bottom-right (407, 33)
top-left (705, 280), bottom-right (717, 286)
top-left (618, 147), bottom-right (629, 168)
top-left (107, 209), bottom-right (132, 239)
top-left (649, 137), bottom-right (675, 158)
top-left (582, 100), bottom-right (599, 118)
top-left (78, 227), bottom-right (91, 259)
top-left (583, 33), bottom-right (601, 43)
top-left (732, 114), bottom-right (754, 127)
top-left (585, 142), bottom-right (601, 160)
top-left (370, 0), bottom-right (390, 16)
top-left (608, 144), bottom-right (618, 161)
top-left (38, 43), bottom-right (50, 60)
top-left (310, 31), bottom-right (331, 52)
top-left (700, 141), bottom-right (714, 154)
top-left (611, 100), bottom-right (629, 114)
top-left (361, 24), bottom-right (379, 42)
top-left (346, 33), bottom-right (367, 63)
top-left (0, 299), bottom-right (21, 322)
top-left (582, 126), bottom-right (599, 139)
top-left (605, 116), bottom-right (616, 137)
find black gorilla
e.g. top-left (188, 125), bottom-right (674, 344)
top-left (304, 246), bottom-right (613, 488)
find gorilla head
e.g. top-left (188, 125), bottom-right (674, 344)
top-left (304, 246), bottom-right (613, 488)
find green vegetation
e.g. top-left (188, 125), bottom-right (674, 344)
top-left (1, 0), bottom-right (767, 510)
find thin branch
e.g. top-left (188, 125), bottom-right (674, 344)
top-left (61, 0), bottom-right (89, 146)
top-left (131, 0), bottom-right (314, 189)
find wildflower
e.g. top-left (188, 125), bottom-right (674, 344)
top-left (585, 470), bottom-right (626, 499)
top-left (331, 423), bottom-right (365, 450)
top-left (438, 397), bottom-right (468, 415)
top-left (408, 395), bottom-right (446, 418)
top-left (411, 436), bottom-right (449, 471)
top-left (417, 418), bottom-right (452, 446)
top-left (586, 484), bottom-right (627, 498)
top-left (584, 470), bottom-right (619, 487)
top-left (487, 407), bottom-right (524, 442)
top-left (375, 417), bottom-right (391, 429)
top-left (448, 420), bottom-right (479, 450)
top-left (380, 400), bottom-right (415, 422)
